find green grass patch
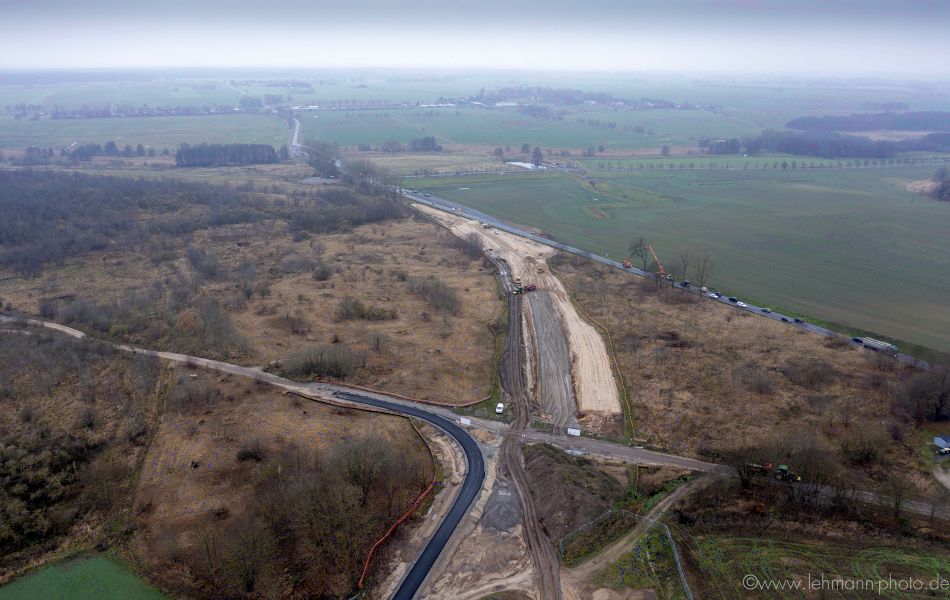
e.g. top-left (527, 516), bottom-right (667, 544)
top-left (0, 555), bottom-right (165, 600)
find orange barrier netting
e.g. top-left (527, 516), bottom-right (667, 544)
top-left (357, 477), bottom-right (437, 590)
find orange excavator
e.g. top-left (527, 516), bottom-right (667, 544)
top-left (647, 243), bottom-right (667, 279)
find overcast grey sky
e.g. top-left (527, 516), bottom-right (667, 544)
top-left (1, 0), bottom-right (948, 76)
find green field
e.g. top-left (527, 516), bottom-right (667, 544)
top-left (686, 536), bottom-right (950, 599)
top-left (0, 555), bottom-right (165, 600)
top-left (303, 106), bottom-right (757, 151)
top-left (411, 164), bottom-right (950, 353)
top-left (0, 113), bottom-right (289, 150)
top-left (0, 81), bottom-right (242, 109)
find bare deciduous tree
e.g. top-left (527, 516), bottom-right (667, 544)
top-left (335, 434), bottom-right (388, 505)
top-left (673, 248), bottom-right (690, 282)
top-left (886, 474), bottom-right (907, 519)
top-left (628, 237), bottom-right (649, 269)
top-left (691, 252), bottom-right (715, 296)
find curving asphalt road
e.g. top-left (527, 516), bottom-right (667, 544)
top-left (404, 191), bottom-right (931, 370)
top-left (333, 392), bottom-right (485, 600)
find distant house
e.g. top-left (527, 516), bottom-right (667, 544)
top-left (935, 435), bottom-right (950, 449)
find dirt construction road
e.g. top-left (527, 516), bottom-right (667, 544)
top-left (414, 204), bottom-right (621, 421)
top-left (526, 291), bottom-right (578, 429)
top-left (498, 287), bottom-right (563, 599)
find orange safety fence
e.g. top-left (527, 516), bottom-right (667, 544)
top-left (357, 476), bottom-right (438, 590)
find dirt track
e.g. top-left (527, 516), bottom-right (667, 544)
top-left (561, 478), bottom-right (704, 600)
top-left (527, 291), bottom-right (577, 429)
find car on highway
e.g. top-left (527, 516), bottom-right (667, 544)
top-left (794, 317), bottom-right (805, 323)
top-left (781, 317), bottom-right (790, 322)
top-left (707, 292), bottom-right (719, 299)
top-left (495, 402), bottom-right (505, 414)
top-left (852, 337), bottom-right (863, 344)
top-left (737, 301), bottom-right (748, 308)
top-left (728, 296), bottom-right (738, 303)
top-left (761, 307), bottom-right (771, 313)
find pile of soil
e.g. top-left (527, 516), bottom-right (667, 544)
top-left (524, 444), bottom-right (623, 541)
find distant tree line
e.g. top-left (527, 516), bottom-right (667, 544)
top-left (472, 85), bottom-right (616, 106)
top-left (239, 96), bottom-right (264, 111)
top-left (786, 111), bottom-right (950, 132)
top-left (745, 130), bottom-right (898, 158)
top-left (464, 86), bottom-right (719, 112)
top-left (48, 103), bottom-right (239, 119)
top-left (697, 130), bottom-right (950, 159)
top-left (175, 143), bottom-right (277, 167)
top-left (67, 141), bottom-right (160, 161)
top-left (229, 78), bottom-right (314, 90)
top-left (378, 136), bottom-right (442, 153)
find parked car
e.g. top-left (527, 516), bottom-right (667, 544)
top-left (495, 402), bottom-right (505, 414)
top-left (737, 302), bottom-right (748, 308)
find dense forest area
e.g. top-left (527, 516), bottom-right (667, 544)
top-left (787, 111), bottom-right (950, 131)
top-left (174, 143), bottom-right (278, 167)
top-left (0, 170), bottom-right (403, 276)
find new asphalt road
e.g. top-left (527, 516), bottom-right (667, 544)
top-left (333, 392), bottom-right (485, 600)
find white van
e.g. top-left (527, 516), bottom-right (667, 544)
top-left (495, 403), bottom-right (505, 414)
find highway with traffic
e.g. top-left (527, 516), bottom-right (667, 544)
top-left (402, 189), bottom-right (931, 370)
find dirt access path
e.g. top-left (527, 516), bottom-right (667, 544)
top-left (413, 204), bottom-right (621, 422)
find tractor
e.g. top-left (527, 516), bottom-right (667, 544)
top-left (774, 464), bottom-right (802, 482)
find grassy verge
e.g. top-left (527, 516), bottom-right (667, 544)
top-left (595, 527), bottom-right (687, 599)
top-left (453, 272), bottom-right (511, 423)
